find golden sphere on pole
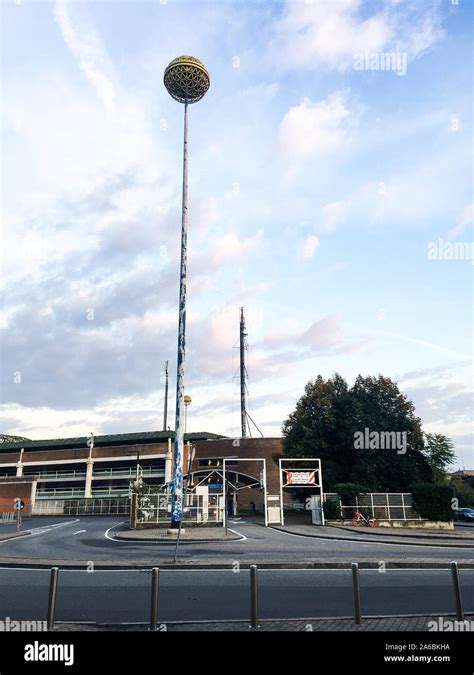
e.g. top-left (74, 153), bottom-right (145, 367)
top-left (184, 394), bottom-right (192, 406)
top-left (164, 55), bottom-right (210, 104)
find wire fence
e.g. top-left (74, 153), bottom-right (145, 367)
top-left (324, 493), bottom-right (421, 521)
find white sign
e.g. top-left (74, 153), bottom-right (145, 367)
top-left (286, 471), bottom-right (316, 486)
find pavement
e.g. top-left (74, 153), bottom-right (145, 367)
top-left (115, 526), bottom-right (242, 542)
top-left (52, 613), bottom-right (474, 631)
top-left (0, 531), bottom-right (29, 541)
top-left (270, 523), bottom-right (474, 548)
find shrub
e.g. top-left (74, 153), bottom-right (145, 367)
top-left (333, 483), bottom-right (369, 504)
top-left (410, 483), bottom-right (453, 521)
top-left (323, 498), bottom-right (341, 520)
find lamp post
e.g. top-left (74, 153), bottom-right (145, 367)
top-left (184, 394), bottom-right (192, 435)
top-left (164, 56), bottom-right (210, 528)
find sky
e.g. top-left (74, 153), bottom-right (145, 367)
top-left (0, 0), bottom-right (472, 469)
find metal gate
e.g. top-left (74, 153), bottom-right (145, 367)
top-left (132, 493), bottom-right (223, 528)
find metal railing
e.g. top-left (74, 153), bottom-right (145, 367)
top-left (24, 470), bottom-right (87, 481)
top-left (93, 467), bottom-right (164, 479)
top-left (324, 492), bottom-right (422, 521)
top-left (32, 497), bottom-right (130, 516)
top-left (0, 512), bottom-right (15, 523)
top-left (37, 488), bottom-right (85, 498)
top-left (39, 561), bottom-right (469, 630)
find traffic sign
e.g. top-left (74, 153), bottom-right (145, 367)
top-left (286, 471), bottom-right (316, 486)
top-left (13, 498), bottom-right (25, 511)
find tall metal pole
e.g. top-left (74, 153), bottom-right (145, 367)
top-left (164, 55), bottom-right (209, 528)
top-left (171, 101), bottom-right (189, 528)
top-left (240, 307), bottom-right (247, 438)
top-left (163, 360), bottom-right (169, 431)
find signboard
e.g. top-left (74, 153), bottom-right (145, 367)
top-left (207, 483), bottom-right (223, 490)
top-left (286, 471), bottom-right (316, 486)
top-left (13, 498), bottom-right (25, 511)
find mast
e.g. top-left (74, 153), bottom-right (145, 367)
top-left (163, 360), bottom-right (169, 431)
top-left (239, 307), bottom-right (247, 437)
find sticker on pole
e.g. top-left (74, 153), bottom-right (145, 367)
top-left (285, 471), bottom-right (316, 486)
top-left (13, 498), bottom-right (25, 511)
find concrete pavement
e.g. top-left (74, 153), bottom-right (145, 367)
top-left (52, 613), bottom-right (474, 631)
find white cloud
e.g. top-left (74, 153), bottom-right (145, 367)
top-left (209, 228), bottom-right (264, 267)
top-left (446, 203), bottom-right (474, 239)
top-left (278, 93), bottom-right (353, 160)
top-left (299, 313), bottom-right (344, 350)
top-left (269, 0), bottom-right (444, 72)
top-left (271, 0), bottom-right (390, 72)
top-left (318, 201), bottom-right (346, 233)
top-left (54, 0), bottom-right (117, 118)
top-left (301, 234), bottom-right (320, 259)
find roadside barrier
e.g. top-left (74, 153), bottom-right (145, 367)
top-left (40, 561), bottom-right (468, 630)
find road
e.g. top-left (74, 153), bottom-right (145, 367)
top-left (1, 516), bottom-right (474, 564)
top-left (0, 517), bottom-right (473, 623)
top-left (0, 567), bottom-right (473, 623)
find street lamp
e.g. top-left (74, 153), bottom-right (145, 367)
top-left (164, 56), bottom-right (210, 528)
top-left (184, 394), bottom-right (192, 434)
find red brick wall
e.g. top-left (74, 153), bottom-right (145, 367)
top-left (184, 438), bottom-right (283, 512)
top-left (0, 443), bottom-right (169, 466)
top-left (0, 478), bottom-right (36, 514)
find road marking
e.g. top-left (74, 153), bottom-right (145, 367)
top-left (0, 519), bottom-right (80, 544)
top-left (73, 530), bottom-right (86, 535)
top-left (103, 522), bottom-right (247, 544)
top-left (104, 521), bottom-right (128, 542)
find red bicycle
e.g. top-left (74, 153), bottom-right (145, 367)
top-left (352, 510), bottom-right (378, 527)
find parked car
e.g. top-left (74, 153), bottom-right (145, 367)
top-left (454, 508), bottom-right (474, 522)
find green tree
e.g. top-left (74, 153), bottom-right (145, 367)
top-left (282, 373), bottom-right (434, 492)
top-left (422, 433), bottom-right (456, 484)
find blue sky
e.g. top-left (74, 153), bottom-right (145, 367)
top-left (1, 0), bottom-right (472, 468)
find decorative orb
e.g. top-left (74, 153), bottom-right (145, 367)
top-left (184, 394), bottom-right (192, 406)
top-left (164, 56), bottom-right (210, 104)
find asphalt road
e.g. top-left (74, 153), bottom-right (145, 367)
top-left (0, 517), bottom-right (473, 622)
top-left (1, 516), bottom-right (474, 564)
top-left (0, 567), bottom-right (473, 623)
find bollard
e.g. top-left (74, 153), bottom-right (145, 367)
top-left (150, 567), bottom-right (160, 631)
top-left (451, 561), bottom-right (464, 621)
top-left (250, 565), bottom-right (259, 629)
top-left (47, 567), bottom-right (59, 631)
top-left (351, 562), bottom-right (362, 625)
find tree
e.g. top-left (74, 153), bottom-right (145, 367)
top-left (422, 433), bottom-right (456, 484)
top-left (282, 373), bottom-right (434, 492)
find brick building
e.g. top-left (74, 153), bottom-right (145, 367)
top-left (0, 432), bottom-right (284, 513)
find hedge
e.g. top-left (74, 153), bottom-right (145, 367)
top-left (410, 483), bottom-right (453, 522)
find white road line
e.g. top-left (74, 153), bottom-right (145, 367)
top-left (0, 519), bottom-right (80, 544)
top-left (104, 522), bottom-right (247, 543)
top-left (73, 530), bottom-right (86, 535)
top-left (104, 521), bottom-right (128, 542)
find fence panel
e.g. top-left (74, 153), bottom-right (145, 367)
top-left (324, 493), bottom-right (421, 521)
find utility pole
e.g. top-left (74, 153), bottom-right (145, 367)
top-left (240, 307), bottom-right (247, 438)
top-left (163, 360), bottom-right (169, 431)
